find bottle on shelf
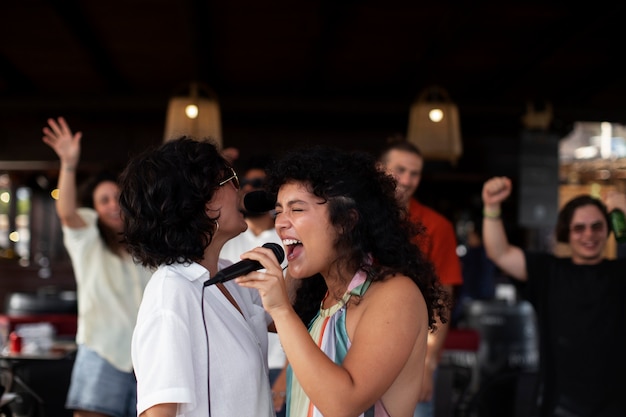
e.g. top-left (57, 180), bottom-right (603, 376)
top-left (609, 208), bottom-right (626, 243)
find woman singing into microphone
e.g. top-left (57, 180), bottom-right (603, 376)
top-left (235, 146), bottom-right (449, 417)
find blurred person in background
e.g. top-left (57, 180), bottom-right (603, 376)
top-left (482, 176), bottom-right (626, 417)
top-left (451, 212), bottom-right (497, 326)
top-left (42, 117), bottom-right (152, 417)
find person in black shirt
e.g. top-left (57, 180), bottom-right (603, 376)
top-left (481, 176), bottom-right (626, 417)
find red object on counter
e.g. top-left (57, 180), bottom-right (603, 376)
top-left (443, 328), bottom-right (480, 351)
top-left (0, 314), bottom-right (77, 338)
top-left (9, 331), bottom-right (21, 353)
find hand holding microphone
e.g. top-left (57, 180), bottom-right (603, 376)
top-left (204, 243), bottom-right (285, 287)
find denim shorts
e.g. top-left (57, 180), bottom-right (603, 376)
top-left (65, 344), bottom-right (137, 417)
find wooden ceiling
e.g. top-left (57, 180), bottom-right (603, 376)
top-left (2, 1), bottom-right (626, 170)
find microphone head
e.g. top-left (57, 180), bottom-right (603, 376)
top-left (244, 190), bottom-right (276, 213)
top-left (262, 242), bottom-right (285, 264)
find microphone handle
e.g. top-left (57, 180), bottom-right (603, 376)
top-left (203, 259), bottom-right (262, 287)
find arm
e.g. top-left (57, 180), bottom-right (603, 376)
top-left (267, 267), bottom-right (300, 333)
top-left (277, 278), bottom-right (423, 416)
top-left (481, 176), bottom-right (527, 281)
top-left (269, 268), bottom-right (295, 411)
top-left (42, 117), bottom-right (85, 228)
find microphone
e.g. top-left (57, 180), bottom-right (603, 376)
top-left (204, 242), bottom-right (285, 287)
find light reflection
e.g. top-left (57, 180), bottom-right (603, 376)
top-left (9, 231), bottom-right (19, 242)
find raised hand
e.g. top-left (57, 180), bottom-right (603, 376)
top-left (42, 117), bottom-right (82, 167)
top-left (482, 176), bottom-right (512, 206)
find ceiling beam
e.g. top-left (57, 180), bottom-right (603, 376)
top-left (48, 0), bottom-right (130, 92)
top-left (0, 53), bottom-right (36, 93)
top-left (186, 0), bottom-right (220, 87)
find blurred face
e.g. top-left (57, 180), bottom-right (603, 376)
top-left (93, 181), bottom-right (123, 233)
top-left (381, 149), bottom-right (423, 208)
top-left (241, 169), bottom-right (266, 193)
top-left (239, 168), bottom-right (267, 214)
top-left (208, 168), bottom-right (248, 240)
top-left (274, 181), bottom-right (337, 279)
top-left (569, 204), bottom-right (608, 265)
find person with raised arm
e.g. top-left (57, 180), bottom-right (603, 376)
top-left (42, 117), bottom-right (152, 417)
top-left (481, 176), bottom-right (626, 417)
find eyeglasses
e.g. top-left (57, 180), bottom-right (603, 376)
top-left (570, 221), bottom-right (606, 234)
top-left (240, 178), bottom-right (265, 188)
top-left (219, 167), bottom-right (240, 189)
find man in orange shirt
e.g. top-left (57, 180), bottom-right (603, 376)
top-left (378, 139), bottom-right (463, 417)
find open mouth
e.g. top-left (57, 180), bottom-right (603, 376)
top-left (282, 239), bottom-right (303, 260)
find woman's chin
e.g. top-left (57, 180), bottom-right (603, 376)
top-left (286, 265), bottom-right (314, 280)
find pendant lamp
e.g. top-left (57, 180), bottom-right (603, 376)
top-left (406, 86), bottom-right (462, 165)
top-left (163, 82), bottom-right (222, 149)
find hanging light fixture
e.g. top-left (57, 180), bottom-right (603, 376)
top-left (406, 85), bottom-right (462, 165)
top-left (163, 82), bottom-right (222, 148)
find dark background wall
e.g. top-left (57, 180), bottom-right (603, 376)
top-left (2, 1), bottom-right (622, 311)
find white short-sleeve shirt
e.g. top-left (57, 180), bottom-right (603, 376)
top-left (132, 260), bottom-right (274, 417)
top-left (62, 208), bottom-right (152, 371)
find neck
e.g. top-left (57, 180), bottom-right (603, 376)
top-left (400, 196), bottom-right (412, 211)
top-left (200, 256), bottom-right (219, 278)
top-left (203, 237), bottom-right (229, 277)
top-left (321, 267), bottom-right (358, 306)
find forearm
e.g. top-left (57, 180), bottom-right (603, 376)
top-left (42, 116), bottom-right (84, 227)
top-left (482, 210), bottom-right (527, 281)
top-left (273, 306), bottom-right (361, 416)
top-left (482, 204), bottom-right (509, 260)
top-left (481, 177), bottom-right (526, 280)
top-left (55, 162), bottom-right (82, 227)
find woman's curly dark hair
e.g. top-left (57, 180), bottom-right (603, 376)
top-left (266, 146), bottom-right (449, 331)
top-left (118, 137), bottom-right (231, 268)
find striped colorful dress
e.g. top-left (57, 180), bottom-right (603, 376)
top-left (286, 270), bottom-right (391, 417)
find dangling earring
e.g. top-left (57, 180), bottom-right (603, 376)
top-left (214, 221), bottom-right (220, 232)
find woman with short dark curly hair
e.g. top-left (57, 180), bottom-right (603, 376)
top-left (119, 137), bottom-right (276, 417)
top-left (235, 146), bottom-right (449, 417)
